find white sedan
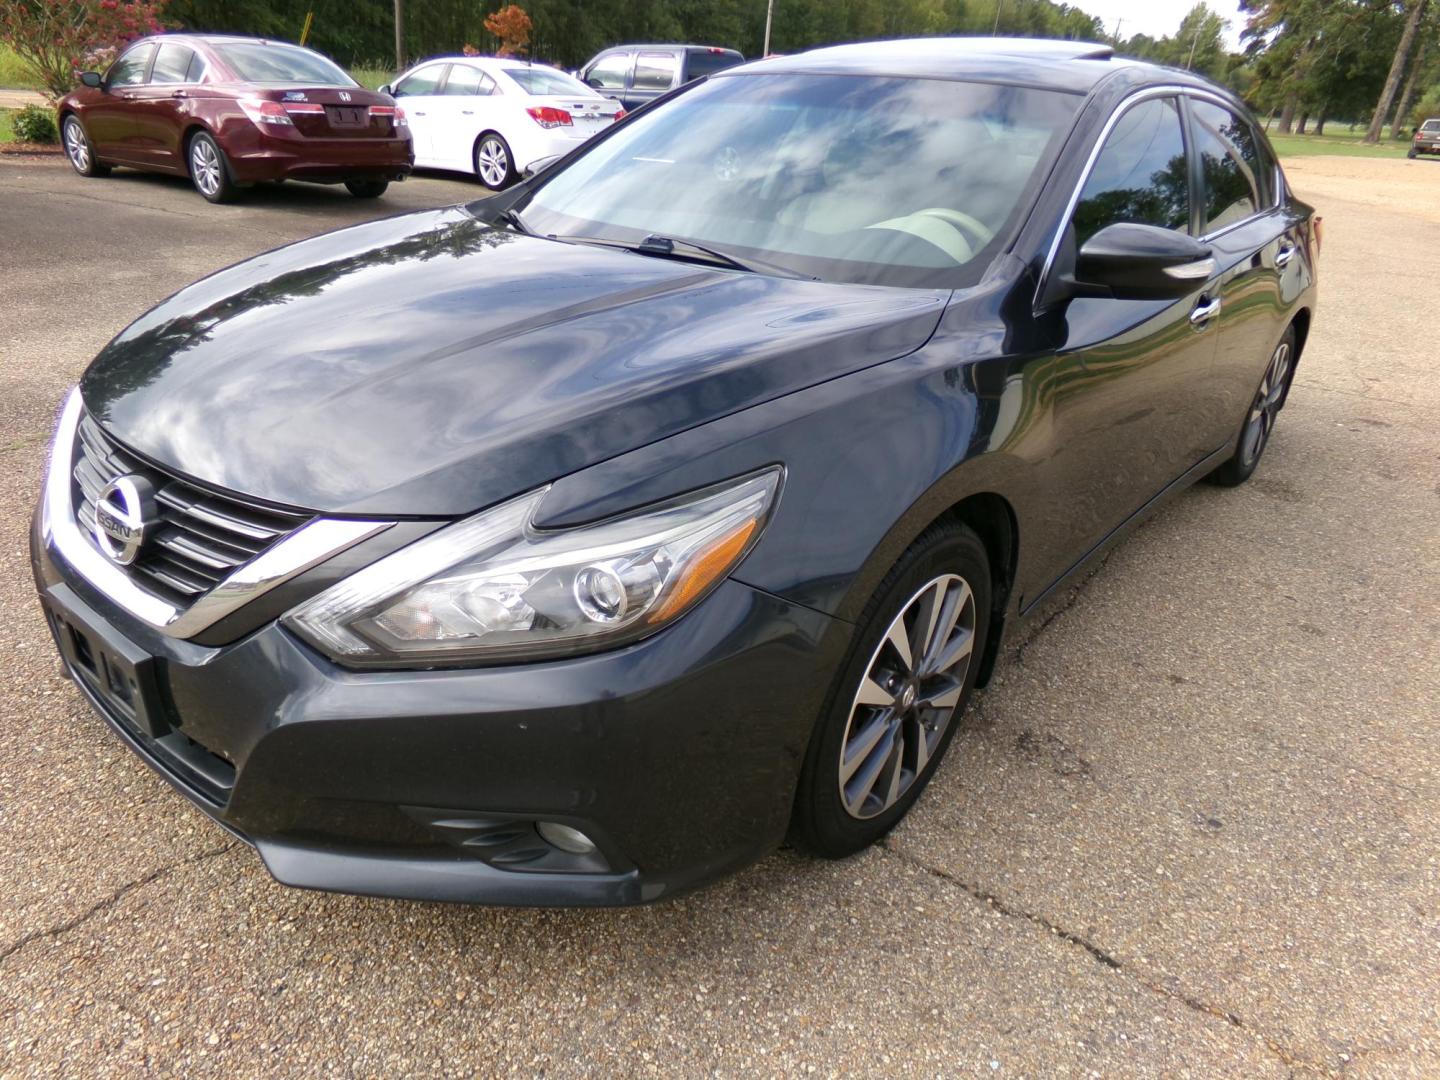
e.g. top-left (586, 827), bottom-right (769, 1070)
top-left (383, 58), bottom-right (624, 189)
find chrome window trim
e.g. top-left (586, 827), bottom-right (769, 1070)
top-left (42, 388), bottom-right (391, 639)
top-left (1038, 84), bottom-right (1283, 300)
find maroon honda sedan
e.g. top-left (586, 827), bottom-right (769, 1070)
top-left (58, 34), bottom-right (413, 203)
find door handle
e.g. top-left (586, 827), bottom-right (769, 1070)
top-left (461, 109), bottom-right (474, 115)
top-left (1190, 296), bottom-right (1222, 327)
top-left (171, 89), bottom-right (188, 99)
top-left (412, 110), bottom-right (426, 116)
top-left (1274, 244), bottom-right (1296, 268)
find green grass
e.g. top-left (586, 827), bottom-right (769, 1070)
top-left (0, 109), bottom-right (13, 143)
top-left (0, 44), bottom-right (44, 90)
top-left (1265, 124), bottom-right (1415, 159)
top-left (349, 65), bottom-right (397, 91)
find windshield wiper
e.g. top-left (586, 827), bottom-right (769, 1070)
top-left (552, 233), bottom-right (816, 280)
top-left (484, 205), bottom-right (532, 235)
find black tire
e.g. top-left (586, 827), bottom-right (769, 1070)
top-left (1207, 324), bottom-right (1298, 487)
top-left (187, 131), bottom-right (239, 204)
top-left (1408, 147), bottom-right (1418, 159)
top-left (61, 115), bottom-right (109, 177)
top-left (345, 179), bottom-right (389, 199)
top-left (474, 132), bottom-right (515, 191)
top-left (790, 523), bottom-right (992, 858)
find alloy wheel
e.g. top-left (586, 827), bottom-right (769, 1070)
top-left (838, 573), bottom-right (977, 820)
top-left (1240, 339), bottom-right (1292, 466)
top-left (64, 119), bottom-right (90, 172)
top-left (477, 137), bottom-right (509, 188)
top-left (191, 138), bottom-right (222, 197)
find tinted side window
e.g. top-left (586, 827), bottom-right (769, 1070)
top-left (150, 44), bottom-right (194, 84)
top-left (685, 50), bottom-right (742, 80)
top-left (586, 52), bottom-right (632, 90)
top-left (186, 51), bottom-right (207, 82)
top-left (1073, 97), bottom-right (1190, 246)
top-left (1191, 101), bottom-right (1260, 232)
top-left (634, 52), bottom-right (679, 92)
top-left (393, 65), bottom-right (445, 97)
top-left (442, 66), bottom-right (494, 96)
top-left (108, 43), bottom-right (156, 87)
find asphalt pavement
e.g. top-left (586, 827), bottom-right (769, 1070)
top-left (1, 155), bottom-right (1437, 1077)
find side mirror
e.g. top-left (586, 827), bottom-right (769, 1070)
top-left (377, 83), bottom-right (391, 95)
top-left (585, 77), bottom-right (604, 88)
top-left (79, 71), bottom-right (103, 89)
top-left (1071, 223), bottom-right (1214, 301)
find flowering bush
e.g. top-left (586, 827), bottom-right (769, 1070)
top-left (0, 0), bottom-right (166, 100)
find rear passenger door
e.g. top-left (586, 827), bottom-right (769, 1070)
top-left (1183, 96), bottom-right (1294, 444)
top-left (430, 64), bottom-right (500, 171)
top-left (627, 51), bottom-right (680, 109)
top-left (126, 41), bottom-right (202, 170)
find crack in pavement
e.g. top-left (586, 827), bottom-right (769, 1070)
top-left (0, 842), bottom-right (238, 964)
top-left (879, 841), bottom-right (1339, 1077)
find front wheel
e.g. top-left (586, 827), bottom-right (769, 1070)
top-left (62, 116), bottom-right (109, 177)
top-left (188, 132), bottom-right (238, 203)
top-left (790, 523), bottom-right (991, 857)
top-left (1207, 325), bottom-right (1297, 487)
top-left (474, 133), bottom-right (515, 191)
top-left (345, 179), bottom-right (389, 199)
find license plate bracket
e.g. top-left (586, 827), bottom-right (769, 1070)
top-left (48, 601), bottom-right (168, 739)
top-left (328, 106), bottom-right (366, 127)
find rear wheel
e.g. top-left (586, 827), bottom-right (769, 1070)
top-left (188, 132), bottom-right (238, 203)
top-left (790, 523), bottom-right (991, 857)
top-left (345, 179), bottom-right (390, 199)
top-left (474, 133), bottom-right (515, 190)
top-left (1207, 324), bottom-right (1296, 487)
top-left (1408, 147), bottom-right (1418, 159)
top-left (62, 116), bottom-right (109, 177)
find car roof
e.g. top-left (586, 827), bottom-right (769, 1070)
top-left (733, 37), bottom-right (1159, 95)
top-left (599, 44), bottom-right (742, 54)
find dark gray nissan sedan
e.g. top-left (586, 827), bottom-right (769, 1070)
top-left (32, 38), bottom-right (1318, 906)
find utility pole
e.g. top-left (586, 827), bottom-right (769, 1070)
top-left (393, 0), bottom-right (404, 72)
top-left (992, 0), bottom-right (1003, 35)
top-left (763, 0), bottom-right (774, 57)
top-left (1185, 26), bottom-right (1201, 69)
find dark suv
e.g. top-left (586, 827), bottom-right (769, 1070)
top-left (578, 44), bottom-right (743, 109)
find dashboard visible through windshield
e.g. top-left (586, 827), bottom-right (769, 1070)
top-left (518, 73), bottom-right (1082, 288)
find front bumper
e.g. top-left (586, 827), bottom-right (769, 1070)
top-left (32, 505), bottom-right (843, 906)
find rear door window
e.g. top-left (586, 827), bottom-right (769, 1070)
top-left (633, 52), bottom-right (679, 92)
top-left (1072, 97), bottom-right (1191, 246)
top-left (108, 43), bottom-right (156, 87)
top-left (1190, 100), bottom-right (1261, 233)
top-left (150, 44), bottom-right (195, 85)
top-left (442, 65), bottom-right (495, 96)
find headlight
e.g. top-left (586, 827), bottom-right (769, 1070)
top-left (283, 468), bottom-right (782, 667)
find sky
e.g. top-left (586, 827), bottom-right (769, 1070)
top-left (1078, 0), bottom-right (1246, 50)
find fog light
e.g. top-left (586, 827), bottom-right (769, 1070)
top-left (537, 821), bottom-right (597, 855)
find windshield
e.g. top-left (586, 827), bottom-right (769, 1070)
top-left (521, 74), bottom-right (1081, 288)
top-left (503, 65), bottom-right (593, 96)
top-left (215, 43), bottom-right (356, 86)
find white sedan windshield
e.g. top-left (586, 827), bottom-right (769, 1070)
top-left (521, 73), bottom-right (1081, 287)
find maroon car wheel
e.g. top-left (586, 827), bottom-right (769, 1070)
top-left (62, 116), bottom-right (109, 178)
top-left (188, 132), bottom-right (238, 204)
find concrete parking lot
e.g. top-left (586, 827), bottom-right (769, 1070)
top-left (1, 155), bottom-right (1437, 1077)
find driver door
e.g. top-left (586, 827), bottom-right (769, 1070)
top-left (86, 42), bottom-right (156, 159)
top-left (390, 63), bottom-right (449, 163)
top-left (1032, 95), bottom-right (1223, 587)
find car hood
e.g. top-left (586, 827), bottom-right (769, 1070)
top-left (81, 207), bottom-right (947, 516)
